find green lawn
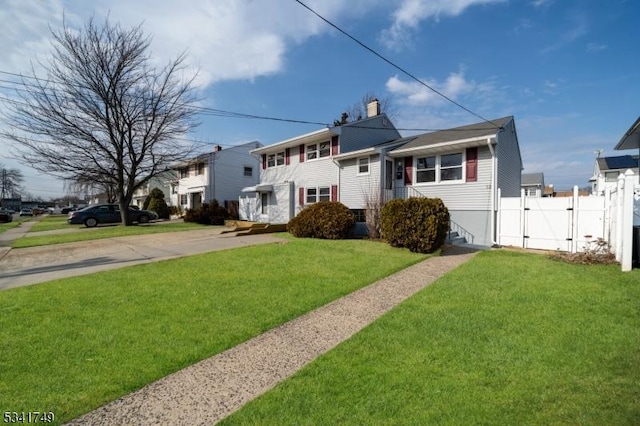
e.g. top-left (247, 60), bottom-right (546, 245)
top-left (0, 216), bottom-right (31, 233)
top-left (13, 217), bottom-right (208, 248)
top-left (0, 237), bottom-right (427, 424)
top-left (222, 250), bottom-right (640, 425)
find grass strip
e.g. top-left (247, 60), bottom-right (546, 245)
top-left (0, 237), bottom-right (426, 424)
top-left (14, 220), bottom-right (208, 248)
top-left (222, 250), bottom-right (640, 425)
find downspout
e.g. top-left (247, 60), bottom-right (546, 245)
top-left (487, 138), bottom-right (497, 246)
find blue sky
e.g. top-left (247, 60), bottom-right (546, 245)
top-left (1, 0), bottom-right (638, 199)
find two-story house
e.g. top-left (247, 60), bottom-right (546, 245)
top-left (521, 173), bottom-right (545, 197)
top-left (172, 141), bottom-right (262, 211)
top-left (241, 107), bottom-right (522, 247)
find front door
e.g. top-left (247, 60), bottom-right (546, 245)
top-left (191, 192), bottom-right (202, 209)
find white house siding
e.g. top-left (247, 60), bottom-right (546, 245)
top-left (339, 154), bottom-right (382, 209)
top-left (260, 145), bottom-right (338, 212)
top-left (404, 147), bottom-right (493, 211)
top-left (495, 119), bottom-right (523, 197)
top-left (208, 143), bottom-right (261, 204)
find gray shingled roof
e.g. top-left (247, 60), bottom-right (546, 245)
top-left (521, 172), bottom-right (544, 186)
top-left (392, 116), bottom-right (513, 150)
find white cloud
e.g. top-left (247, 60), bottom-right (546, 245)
top-left (0, 0), bottom-right (373, 89)
top-left (380, 0), bottom-right (505, 50)
top-left (586, 42), bottom-right (607, 52)
top-left (540, 13), bottom-right (588, 53)
top-left (386, 70), bottom-right (481, 107)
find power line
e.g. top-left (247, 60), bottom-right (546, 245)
top-left (292, 0), bottom-right (500, 128)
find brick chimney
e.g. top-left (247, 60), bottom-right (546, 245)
top-left (367, 99), bottom-right (380, 118)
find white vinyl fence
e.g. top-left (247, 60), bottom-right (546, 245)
top-left (497, 172), bottom-right (640, 271)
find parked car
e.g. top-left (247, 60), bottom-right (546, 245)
top-left (67, 204), bottom-right (158, 227)
top-left (19, 208), bottom-right (33, 217)
top-left (0, 209), bottom-right (12, 223)
top-left (61, 207), bottom-right (76, 214)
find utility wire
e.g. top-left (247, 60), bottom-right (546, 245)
top-left (293, 0), bottom-right (500, 128)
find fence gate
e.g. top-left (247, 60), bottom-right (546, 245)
top-left (497, 189), bottom-right (606, 252)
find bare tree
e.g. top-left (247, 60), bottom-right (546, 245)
top-left (1, 17), bottom-right (199, 225)
top-left (0, 165), bottom-right (24, 203)
top-left (334, 91), bottom-right (397, 125)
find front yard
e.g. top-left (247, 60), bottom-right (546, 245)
top-left (1, 231), bottom-right (638, 425)
top-left (223, 250), bottom-right (640, 425)
top-left (0, 236), bottom-right (427, 424)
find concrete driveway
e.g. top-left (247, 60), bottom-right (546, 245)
top-left (0, 225), bottom-right (285, 290)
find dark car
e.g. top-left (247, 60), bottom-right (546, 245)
top-left (67, 204), bottom-right (158, 227)
top-left (61, 207), bottom-right (76, 214)
top-left (0, 209), bottom-right (12, 223)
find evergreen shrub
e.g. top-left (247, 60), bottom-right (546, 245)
top-left (380, 197), bottom-right (450, 253)
top-left (287, 201), bottom-right (355, 239)
top-left (184, 199), bottom-right (229, 225)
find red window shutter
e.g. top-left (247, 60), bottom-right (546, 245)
top-left (285, 148), bottom-right (290, 166)
top-left (331, 185), bottom-right (338, 201)
top-left (466, 147), bottom-right (478, 182)
top-left (331, 136), bottom-right (339, 156)
top-left (261, 154), bottom-right (266, 170)
top-left (299, 144), bottom-right (305, 162)
top-left (299, 187), bottom-right (304, 206)
top-left (404, 157), bottom-right (413, 185)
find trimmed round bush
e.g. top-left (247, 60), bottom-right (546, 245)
top-left (287, 201), bottom-right (355, 239)
top-left (380, 197), bottom-right (450, 253)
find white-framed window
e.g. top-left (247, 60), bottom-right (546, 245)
top-left (179, 167), bottom-right (189, 178)
top-left (306, 186), bottom-right (331, 203)
top-left (267, 152), bottom-right (285, 168)
top-left (604, 172), bottom-right (619, 182)
top-left (179, 194), bottom-right (187, 205)
top-left (244, 166), bottom-right (253, 177)
top-left (307, 141), bottom-right (330, 161)
top-left (416, 152), bottom-right (463, 184)
top-left (196, 163), bottom-right (205, 175)
top-left (358, 157), bottom-right (370, 174)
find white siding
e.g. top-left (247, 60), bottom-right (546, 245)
top-left (339, 154), bottom-right (382, 209)
top-left (260, 144), bottom-right (338, 209)
top-left (209, 142), bottom-right (261, 204)
top-left (495, 119), bottom-right (523, 197)
top-left (401, 146), bottom-right (493, 211)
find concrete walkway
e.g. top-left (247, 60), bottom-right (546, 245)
top-left (65, 245), bottom-right (479, 425)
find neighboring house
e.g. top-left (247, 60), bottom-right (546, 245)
top-left (590, 155), bottom-right (639, 195)
top-left (171, 141), bottom-right (262, 211)
top-left (242, 103), bottom-right (523, 247)
top-left (521, 173), bottom-right (545, 197)
top-left (241, 100), bottom-right (401, 224)
top-left (131, 171), bottom-right (176, 209)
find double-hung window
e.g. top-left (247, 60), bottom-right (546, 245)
top-left (416, 153), bottom-right (463, 184)
top-left (179, 167), bottom-right (189, 178)
top-left (307, 141), bottom-right (330, 161)
top-left (440, 153), bottom-right (463, 181)
top-left (358, 157), bottom-right (369, 174)
top-left (306, 186), bottom-right (330, 203)
top-left (196, 163), bottom-right (205, 175)
top-left (416, 156), bottom-right (436, 183)
top-left (267, 151), bottom-right (285, 168)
